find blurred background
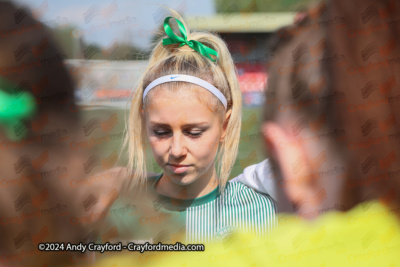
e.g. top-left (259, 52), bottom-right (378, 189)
top-left (15, 0), bottom-right (314, 177)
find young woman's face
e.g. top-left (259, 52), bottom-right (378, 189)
top-left (143, 86), bottom-right (227, 186)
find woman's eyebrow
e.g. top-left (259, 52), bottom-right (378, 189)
top-left (149, 122), bottom-right (170, 127)
top-left (182, 122), bottom-right (209, 127)
top-left (150, 121), bottom-right (209, 127)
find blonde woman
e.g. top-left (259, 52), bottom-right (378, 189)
top-left (104, 14), bottom-right (276, 244)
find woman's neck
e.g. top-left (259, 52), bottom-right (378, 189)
top-left (155, 168), bottom-right (219, 200)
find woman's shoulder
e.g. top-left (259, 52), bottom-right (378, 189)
top-left (226, 181), bottom-right (277, 211)
top-left (230, 159), bottom-right (277, 198)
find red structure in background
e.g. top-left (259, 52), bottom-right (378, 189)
top-left (236, 62), bottom-right (267, 106)
top-left (236, 62), bottom-right (267, 93)
top-left (221, 34), bottom-right (271, 106)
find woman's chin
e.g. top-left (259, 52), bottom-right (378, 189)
top-left (167, 172), bottom-right (197, 186)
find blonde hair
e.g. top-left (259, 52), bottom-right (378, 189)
top-left (123, 12), bottom-right (242, 194)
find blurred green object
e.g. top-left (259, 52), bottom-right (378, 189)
top-left (0, 77), bottom-right (37, 141)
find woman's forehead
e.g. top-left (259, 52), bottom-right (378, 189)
top-left (143, 86), bottom-right (221, 124)
top-left (145, 85), bottom-right (218, 109)
top-left (147, 83), bottom-right (213, 100)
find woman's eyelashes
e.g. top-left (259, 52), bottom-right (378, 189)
top-left (153, 129), bottom-right (205, 138)
top-left (153, 130), bottom-right (171, 137)
top-left (186, 131), bottom-right (203, 137)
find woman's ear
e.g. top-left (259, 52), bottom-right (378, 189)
top-left (262, 121), bottom-right (321, 217)
top-left (220, 109), bottom-right (232, 142)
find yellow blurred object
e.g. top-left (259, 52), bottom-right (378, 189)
top-left (77, 201), bottom-right (400, 266)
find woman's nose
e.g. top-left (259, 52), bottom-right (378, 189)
top-left (169, 133), bottom-right (187, 158)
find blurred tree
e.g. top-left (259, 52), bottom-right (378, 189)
top-left (107, 43), bottom-right (148, 60)
top-left (51, 26), bottom-right (148, 60)
top-left (52, 26), bottom-right (82, 59)
top-left (80, 41), bottom-right (147, 60)
top-left (215, 0), bottom-right (315, 13)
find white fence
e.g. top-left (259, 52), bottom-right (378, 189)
top-left (65, 59), bottom-right (265, 109)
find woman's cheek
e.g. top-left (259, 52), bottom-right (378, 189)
top-left (149, 139), bottom-right (168, 157)
top-left (200, 138), bottom-right (219, 160)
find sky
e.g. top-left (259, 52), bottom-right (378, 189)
top-left (16, 0), bottom-right (216, 48)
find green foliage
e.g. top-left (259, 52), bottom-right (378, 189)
top-left (215, 0), bottom-right (316, 13)
top-left (51, 26), bottom-right (149, 60)
top-left (51, 26), bottom-right (79, 59)
top-left (81, 42), bottom-right (149, 60)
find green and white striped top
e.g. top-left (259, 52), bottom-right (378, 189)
top-left (105, 174), bottom-right (277, 244)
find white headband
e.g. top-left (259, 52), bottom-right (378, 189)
top-left (143, 74), bottom-right (227, 109)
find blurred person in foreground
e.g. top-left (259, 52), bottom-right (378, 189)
top-left (89, 0), bottom-right (400, 266)
top-left (0, 1), bottom-right (126, 266)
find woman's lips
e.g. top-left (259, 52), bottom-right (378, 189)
top-left (167, 164), bottom-right (192, 173)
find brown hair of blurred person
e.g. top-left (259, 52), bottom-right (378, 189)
top-left (0, 2), bottom-right (124, 266)
top-left (262, 0), bottom-right (400, 218)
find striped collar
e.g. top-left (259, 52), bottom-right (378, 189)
top-left (149, 173), bottom-right (221, 211)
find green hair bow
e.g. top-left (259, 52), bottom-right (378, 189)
top-left (162, 16), bottom-right (219, 62)
top-left (0, 77), bottom-right (37, 141)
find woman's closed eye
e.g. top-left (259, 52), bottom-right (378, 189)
top-left (153, 130), bottom-right (171, 137)
top-left (186, 130), bottom-right (203, 137)
top-left (153, 130), bottom-right (204, 138)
